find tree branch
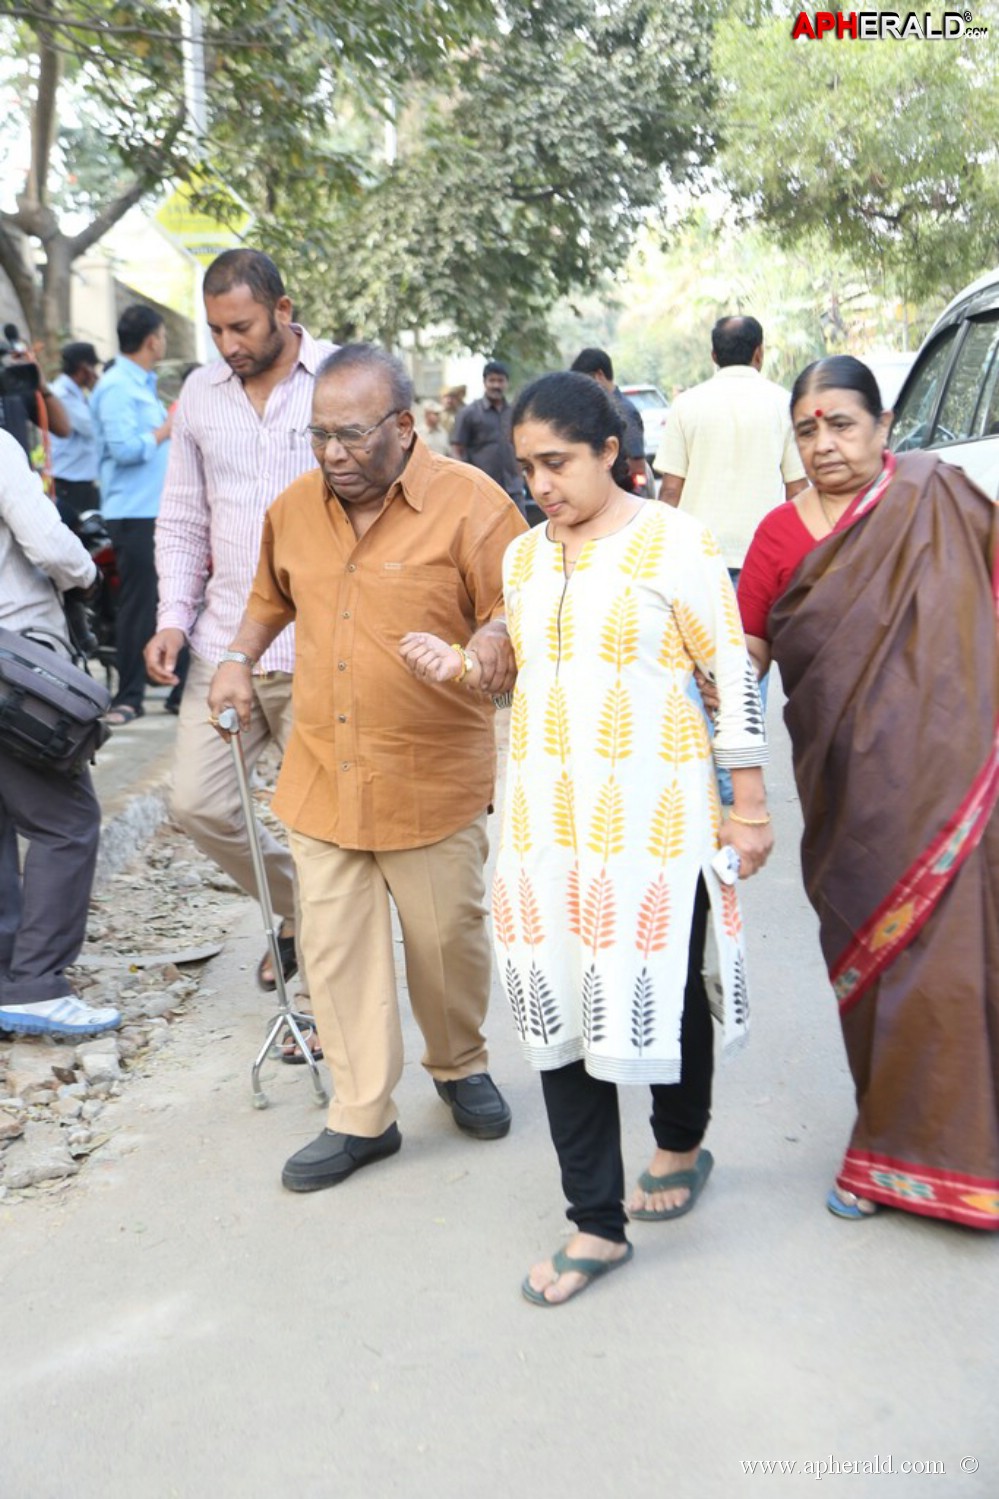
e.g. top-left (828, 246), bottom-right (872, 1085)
top-left (67, 110), bottom-right (187, 258)
top-left (27, 0), bottom-right (61, 211)
top-left (0, 217), bottom-right (41, 335)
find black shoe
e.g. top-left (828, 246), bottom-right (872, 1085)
top-left (282, 1123), bottom-right (401, 1192)
top-left (435, 1073), bottom-right (511, 1140)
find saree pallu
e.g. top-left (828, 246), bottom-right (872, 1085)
top-left (770, 451), bottom-right (999, 1229)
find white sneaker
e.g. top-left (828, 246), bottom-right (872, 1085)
top-left (0, 996), bottom-right (122, 1038)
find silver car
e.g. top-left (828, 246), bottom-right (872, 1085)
top-left (890, 267), bottom-right (999, 499)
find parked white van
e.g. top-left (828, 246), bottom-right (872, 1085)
top-left (890, 268), bottom-right (999, 499)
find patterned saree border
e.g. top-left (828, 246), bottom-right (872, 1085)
top-left (829, 482), bottom-right (999, 1015)
top-left (838, 1149), bottom-right (999, 1230)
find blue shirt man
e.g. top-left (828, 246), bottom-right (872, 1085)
top-left (89, 305), bottom-right (172, 721)
top-left (50, 341), bottom-right (102, 526)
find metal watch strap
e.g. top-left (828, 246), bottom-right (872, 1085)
top-left (218, 650), bottom-right (256, 668)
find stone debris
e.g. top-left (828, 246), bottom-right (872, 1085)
top-left (0, 795), bottom-right (266, 1200)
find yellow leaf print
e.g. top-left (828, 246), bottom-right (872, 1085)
top-left (552, 772), bottom-right (577, 849)
top-left (511, 782), bottom-right (532, 856)
top-left (647, 780), bottom-right (686, 862)
top-left (721, 580), bottom-right (745, 648)
top-left (543, 683), bottom-right (572, 761)
top-left (586, 779), bottom-right (625, 861)
top-left (508, 606), bottom-right (525, 670)
top-left (506, 534), bottom-right (537, 592)
top-left (545, 590), bottom-right (575, 663)
top-left (509, 691), bottom-right (529, 764)
top-left (619, 515), bottom-right (666, 580)
top-left (595, 683), bottom-right (634, 762)
top-left (700, 529), bottom-right (722, 559)
top-left (573, 542), bottom-right (595, 574)
top-left (659, 685), bottom-right (711, 765)
top-left (658, 613), bottom-right (690, 673)
top-left (599, 590), bottom-right (639, 672)
top-left (673, 601), bottom-right (713, 670)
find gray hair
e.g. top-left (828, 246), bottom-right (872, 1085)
top-left (316, 344), bottom-right (414, 410)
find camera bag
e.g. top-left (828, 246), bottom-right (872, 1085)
top-left (0, 626), bottom-right (111, 776)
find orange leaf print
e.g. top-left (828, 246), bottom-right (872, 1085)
top-left (579, 869), bottom-right (617, 952)
top-left (566, 864), bottom-right (581, 936)
top-left (519, 870), bottom-right (545, 946)
top-left (492, 876), bottom-right (517, 948)
top-left (720, 881), bottom-right (743, 939)
top-left (635, 873), bottom-right (671, 957)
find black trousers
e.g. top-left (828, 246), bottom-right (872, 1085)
top-left (540, 879), bottom-right (713, 1244)
top-left (54, 477), bottom-right (100, 529)
top-left (0, 749), bottom-right (100, 1003)
top-left (106, 518), bottom-right (157, 711)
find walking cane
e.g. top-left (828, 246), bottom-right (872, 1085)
top-left (218, 707), bottom-right (328, 1110)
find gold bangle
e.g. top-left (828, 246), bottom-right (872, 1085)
top-left (450, 644), bottom-right (474, 682)
top-left (728, 812), bottom-right (772, 827)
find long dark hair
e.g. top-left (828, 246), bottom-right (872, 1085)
top-left (511, 371), bottom-right (632, 489)
top-left (790, 356), bottom-right (884, 419)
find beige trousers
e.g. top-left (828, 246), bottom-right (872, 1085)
top-left (171, 650), bottom-right (298, 925)
top-left (291, 814), bottom-right (493, 1137)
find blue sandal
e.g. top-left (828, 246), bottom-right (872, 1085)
top-left (630, 1148), bottom-right (714, 1221)
top-left (522, 1242), bottom-right (634, 1307)
top-left (826, 1186), bottom-right (879, 1220)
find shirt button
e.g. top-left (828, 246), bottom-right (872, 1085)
top-left (338, 661), bottom-right (346, 671)
top-left (341, 762), bottom-right (350, 771)
top-left (346, 563), bottom-right (357, 573)
top-left (342, 610), bottom-right (351, 619)
top-left (337, 713), bottom-right (347, 723)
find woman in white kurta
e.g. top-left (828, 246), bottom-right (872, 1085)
top-left (401, 372), bottom-right (772, 1306)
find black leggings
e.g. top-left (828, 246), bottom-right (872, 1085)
top-left (540, 879), bottom-right (713, 1244)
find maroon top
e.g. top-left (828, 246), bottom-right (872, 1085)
top-left (737, 501), bottom-right (818, 639)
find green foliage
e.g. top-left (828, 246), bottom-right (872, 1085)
top-left (281, 0), bottom-right (722, 356)
top-left (714, 2), bottom-right (999, 302)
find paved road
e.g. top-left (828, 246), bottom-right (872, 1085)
top-left (1, 688), bottom-right (996, 1498)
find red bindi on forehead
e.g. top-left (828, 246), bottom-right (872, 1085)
top-left (813, 408), bottom-right (824, 418)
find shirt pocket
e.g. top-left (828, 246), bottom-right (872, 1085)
top-left (372, 562), bottom-right (472, 642)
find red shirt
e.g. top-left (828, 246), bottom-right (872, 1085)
top-left (737, 501), bottom-right (819, 640)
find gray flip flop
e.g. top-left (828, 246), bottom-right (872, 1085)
top-left (630, 1148), bottom-right (714, 1221)
top-left (521, 1241), bottom-right (634, 1307)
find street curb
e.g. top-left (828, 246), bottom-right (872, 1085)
top-left (94, 783), bottom-right (172, 889)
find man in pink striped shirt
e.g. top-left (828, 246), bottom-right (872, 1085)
top-left (145, 249), bottom-right (335, 1012)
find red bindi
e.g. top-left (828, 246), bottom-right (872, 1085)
top-left (813, 408), bottom-right (824, 418)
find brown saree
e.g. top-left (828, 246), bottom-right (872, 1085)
top-left (770, 450), bottom-right (999, 1229)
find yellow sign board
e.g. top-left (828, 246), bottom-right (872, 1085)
top-left (154, 177), bottom-right (254, 268)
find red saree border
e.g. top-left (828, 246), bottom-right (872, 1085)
top-left (828, 455), bottom-right (999, 1015)
top-left (838, 1149), bottom-right (999, 1230)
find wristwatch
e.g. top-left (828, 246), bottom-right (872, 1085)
top-left (218, 650), bottom-right (256, 668)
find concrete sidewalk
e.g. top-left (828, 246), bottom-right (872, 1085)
top-left (0, 691), bottom-right (995, 1498)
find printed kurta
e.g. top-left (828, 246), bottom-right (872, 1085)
top-left (494, 501), bottom-right (767, 1083)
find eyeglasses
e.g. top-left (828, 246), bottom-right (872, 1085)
top-left (306, 409), bottom-right (403, 451)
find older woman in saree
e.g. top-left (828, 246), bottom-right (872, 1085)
top-left (738, 355), bottom-right (999, 1228)
top-left (402, 373), bottom-right (772, 1304)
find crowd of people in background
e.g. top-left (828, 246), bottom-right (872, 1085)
top-left (1, 255), bottom-right (997, 1307)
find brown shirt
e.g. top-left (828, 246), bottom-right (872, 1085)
top-left (247, 437), bottom-right (527, 849)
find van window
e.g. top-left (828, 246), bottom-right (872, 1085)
top-left (932, 316), bottom-right (999, 443)
top-left (891, 326), bottom-right (958, 453)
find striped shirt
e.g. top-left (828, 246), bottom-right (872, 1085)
top-left (155, 325), bottom-right (335, 673)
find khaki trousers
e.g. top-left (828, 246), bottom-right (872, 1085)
top-left (171, 651), bottom-right (298, 926)
top-left (291, 814), bottom-right (493, 1137)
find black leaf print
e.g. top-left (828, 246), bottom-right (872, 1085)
top-left (630, 968), bottom-right (655, 1054)
top-left (505, 958), bottom-right (528, 1040)
top-left (742, 659), bottom-right (765, 736)
top-left (527, 962), bottom-right (562, 1042)
top-left (732, 952), bottom-right (750, 1027)
top-left (581, 964), bottom-right (607, 1045)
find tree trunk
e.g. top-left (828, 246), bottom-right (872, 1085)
top-left (40, 235), bottom-right (74, 366)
